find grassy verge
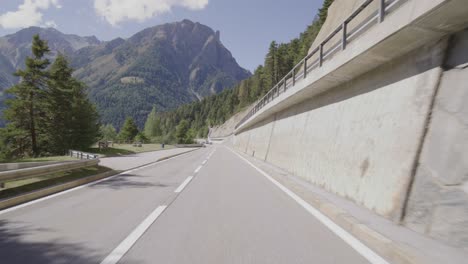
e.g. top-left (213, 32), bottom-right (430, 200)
top-left (6, 156), bottom-right (76, 163)
top-left (88, 144), bottom-right (175, 157)
top-left (0, 166), bottom-right (112, 200)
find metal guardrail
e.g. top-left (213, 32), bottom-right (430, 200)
top-left (69, 150), bottom-right (99, 160)
top-left (235, 0), bottom-right (403, 129)
top-left (0, 159), bottom-right (99, 184)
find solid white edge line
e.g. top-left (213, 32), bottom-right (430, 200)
top-left (227, 147), bottom-right (390, 264)
top-left (0, 150), bottom-right (198, 216)
top-left (174, 176), bottom-right (194, 193)
top-left (194, 165), bottom-right (202, 174)
top-left (99, 205), bottom-right (167, 264)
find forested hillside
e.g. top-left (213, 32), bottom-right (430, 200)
top-left (142, 0), bottom-right (335, 142)
top-left (0, 21), bottom-right (251, 129)
top-left (71, 19), bottom-right (250, 128)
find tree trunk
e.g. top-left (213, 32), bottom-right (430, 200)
top-left (29, 91), bottom-right (38, 157)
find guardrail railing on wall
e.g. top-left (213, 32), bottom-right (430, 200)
top-left (235, 0), bottom-right (403, 129)
top-left (69, 150), bottom-right (99, 160)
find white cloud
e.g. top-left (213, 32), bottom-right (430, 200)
top-left (44, 20), bottom-right (58, 28)
top-left (0, 0), bottom-right (61, 29)
top-left (94, 0), bottom-right (209, 26)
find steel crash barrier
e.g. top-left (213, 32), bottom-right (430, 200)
top-left (235, 0), bottom-right (404, 129)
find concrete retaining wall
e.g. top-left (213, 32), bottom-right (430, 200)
top-left (403, 29), bottom-right (468, 247)
top-left (234, 40), bottom-right (446, 220)
top-left (233, 31), bottom-right (468, 246)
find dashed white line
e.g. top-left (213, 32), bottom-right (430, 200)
top-left (202, 160), bottom-right (207, 165)
top-left (227, 147), bottom-right (390, 264)
top-left (100, 205), bottom-right (167, 264)
top-left (174, 176), bottom-right (194, 193)
top-left (194, 165), bottom-right (202, 174)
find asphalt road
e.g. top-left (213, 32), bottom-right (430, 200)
top-left (0, 146), bottom-right (378, 264)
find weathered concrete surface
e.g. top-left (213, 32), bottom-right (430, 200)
top-left (404, 29), bottom-right (468, 247)
top-left (235, 41), bottom-right (446, 220)
top-left (231, 0), bottom-right (468, 248)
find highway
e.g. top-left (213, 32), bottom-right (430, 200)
top-left (0, 146), bottom-right (382, 264)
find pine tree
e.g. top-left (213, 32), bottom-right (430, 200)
top-left (318, 0), bottom-right (335, 25)
top-left (69, 85), bottom-right (100, 150)
top-left (45, 54), bottom-right (99, 153)
top-left (143, 106), bottom-right (161, 138)
top-left (4, 35), bottom-right (50, 156)
top-left (100, 124), bottom-right (118, 141)
top-left (119, 117), bottom-right (139, 142)
top-left (175, 119), bottom-right (190, 144)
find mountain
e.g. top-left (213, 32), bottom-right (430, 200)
top-left (70, 19), bottom-right (251, 128)
top-left (0, 20), bottom-right (250, 128)
top-left (0, 27), bottom-right (100, 126)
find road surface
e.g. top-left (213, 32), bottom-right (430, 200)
top-left (0, 146), bottom-right (381, 264)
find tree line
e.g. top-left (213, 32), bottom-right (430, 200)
top-left (136, 0), bottom-right (334, 142)
top-left (0, 35), bottom-right (99, 160)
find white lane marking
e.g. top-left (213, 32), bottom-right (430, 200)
top-left (0, 150), bottom-right (198, 216)
top-left (194, 165), bottom-right (202, 174)
top-left (202, 160), bottom-right (207, 165)
top-left (228, 148), bottom-right (390, 264)
top-left (174, 176), bottom-right (194, 193)
top-left (100, 205), bottom-right (167, 264)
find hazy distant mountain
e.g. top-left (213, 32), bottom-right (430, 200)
top-left (0, 20), bottom-right (250, 128)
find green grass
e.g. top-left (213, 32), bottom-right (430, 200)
top-left (14, 156), bottom-right (76, 163)
top-left (0, 166), bottom-right (113, 200)
top-left (88, 143), bottom-right (175, 157)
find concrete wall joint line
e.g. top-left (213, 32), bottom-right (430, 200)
top-left (264, 113), bottom-right (278, 161)
top-left (399, 39), bottom-right (449, 223)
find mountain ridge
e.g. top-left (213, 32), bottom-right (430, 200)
top-left (0, 20), bottom-right (251, 128)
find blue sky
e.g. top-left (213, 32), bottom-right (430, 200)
top-left (0, 0), bottom-right (322, 71)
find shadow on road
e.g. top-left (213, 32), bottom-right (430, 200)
top-left (89, 174), bottom-right (169, 190)
top-left (0, 219), bottom-right (100, 264)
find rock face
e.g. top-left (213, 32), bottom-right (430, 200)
top-left (0, 20), bottom-right (251, 128)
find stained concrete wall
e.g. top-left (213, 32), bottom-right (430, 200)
top-left (404, 29), bottom-right (468, 247)
top-left (234, 39), bottom-right (446, 220)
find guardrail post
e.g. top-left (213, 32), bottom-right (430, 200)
top-left (319, 44), bottom-right (323, 67)
top-left (283, 79), bottom-right (287, 91)
top-left (293, 72), bottom-right (296, 86)
top-left (303, 59), bottom-right (308, 79)
top-left (379, 0), bottom-right (385, 23)
top-left (342, 22), bottom-right (347, 50)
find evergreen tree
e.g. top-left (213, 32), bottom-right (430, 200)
top-left (46, 54), bottom-right (99, 152)
top-left (143, 106), bottom-right (161, 138)
top-left (4, 35), bottom-right (50, 156)
top-left (119, 117), bottom-right (139, 142)
top-left (100, 124), bottom-right (118, 141)
top-left (175, 119), bottom-right (190, 144)
top-left (319, 0), bottom-right (335, 25)
top-left (68, 80), bottom-right (100, 150)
